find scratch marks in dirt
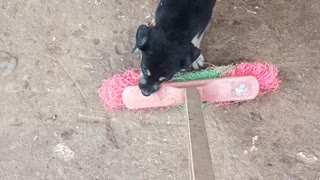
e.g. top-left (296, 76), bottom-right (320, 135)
top-left (53, 58), bottom-right (88, 107)
top-left (106, 117), bottom-right (141, 149)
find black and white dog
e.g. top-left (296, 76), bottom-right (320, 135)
top-left (133, 0), bottom-right (217, 96)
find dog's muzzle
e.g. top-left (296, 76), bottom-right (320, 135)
top-left (139, 77), bottom-right (161, 96)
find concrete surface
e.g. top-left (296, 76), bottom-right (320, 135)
top-left (0, 0), bottom-right (319, 179)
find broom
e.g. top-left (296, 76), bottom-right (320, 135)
top-left (98, 60), bottom-right (281, 179)
top-left (99, 61), bottom-right (281, 111)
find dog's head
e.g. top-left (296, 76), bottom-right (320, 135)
top-left (133, 25), bottom-right (200, 96)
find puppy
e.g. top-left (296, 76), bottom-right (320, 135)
top-left (133, 0), bottom-right (217, 96)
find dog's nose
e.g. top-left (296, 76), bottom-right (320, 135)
top-left (139, 77), bottom-right (161, 96)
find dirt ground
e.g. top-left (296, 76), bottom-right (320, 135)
top-left (0, 0), bottom-right (320, 179)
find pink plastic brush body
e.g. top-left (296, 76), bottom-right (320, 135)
top-left (123, 76), bottom-right (259, 109)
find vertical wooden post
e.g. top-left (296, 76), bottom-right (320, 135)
top-left (185, 88), bottom-right (215, 180)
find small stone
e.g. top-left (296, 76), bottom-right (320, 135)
top-left (93, 38), bottom-right (100, 45)
top-left (297, 152), bottom-right (318, 164)
top-left (72, 29), bottom-right (83, 38)
top-left (60, 129), bottom-right (75, 140)
top-left (0, 51), bottom-right (17, 78)
top-left (108, 117), bottom-right (140, 148)
top-left (48, 46), bottom-right (63, 55)
top-left (53, 143), bottom-right (75, 162)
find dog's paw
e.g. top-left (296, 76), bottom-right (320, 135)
top-left (191, 54), bottom-right (205, 70)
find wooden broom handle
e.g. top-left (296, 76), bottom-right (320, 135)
top-left (185, 88), bottom-right (215, 180)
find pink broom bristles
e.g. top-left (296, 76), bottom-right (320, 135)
top-left (227, 61), bottom-right (281, 95)
top-left (99, 69), bottom-right (140, 110)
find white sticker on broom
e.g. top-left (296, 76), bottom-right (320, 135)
top-left (233, 83), bottom-right (250, 97)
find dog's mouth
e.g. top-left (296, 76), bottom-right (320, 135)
top-left (141, 89), bottom-right (153, 97)
top-left (139, 78), bottom-right (161, 96)
top-left (139, 84), bottom-right (161, 96)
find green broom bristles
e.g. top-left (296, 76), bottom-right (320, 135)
top-left (170, 66), bottom-right (233, 109)
top-left (171, 66), bottom-right (231, 82)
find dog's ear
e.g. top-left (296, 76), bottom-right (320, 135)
top-left (181, 46), bottom-right (201, 68)
top-left (132, 25), bottom-right (150, 53)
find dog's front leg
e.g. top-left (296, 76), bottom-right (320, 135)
top-left (191, 33), bottom-right (205, 69)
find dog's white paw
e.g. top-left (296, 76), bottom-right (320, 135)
top-left (191, 54), bottom-right (205, 70)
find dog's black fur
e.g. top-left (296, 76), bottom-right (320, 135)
top-left (133, 0), bottom-right (216, 96)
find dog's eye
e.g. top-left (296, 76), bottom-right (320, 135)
top-left (142, 67), bottom-right (151, 76)
top-left (159, 77), bottom-right (167, 82)
top-left (146, 69), bottom-right (151, 76)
